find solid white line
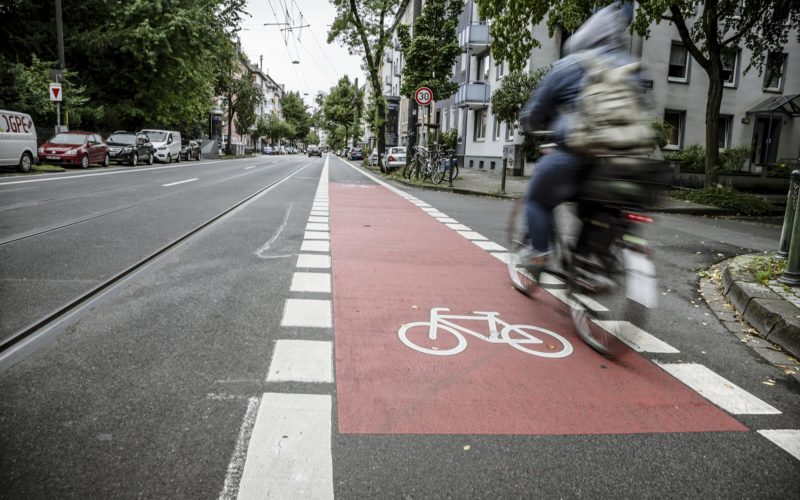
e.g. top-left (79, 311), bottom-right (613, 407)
top-left (300, 240), bottom-right (330, 252)
top-left (237, 393), bottom-right (333, 500)
top-left (281, 299), bottom-right (332, 328)
top-left (162, 178), bottom-right (198, 187)
top-left (266, 340), bottom-right (333, 382)
top-left (290, 272), bottom-right (331, 293)
top-left (594, 320), bottom-right (678, 353)
top-left (757, 430), bottom-right (800, 461)
top-left (296, 254), bottom-right (331, 268)
top-left (218, 397), bottom-right (260, 500)
top-left (656, 363), bottom-right (782, 415)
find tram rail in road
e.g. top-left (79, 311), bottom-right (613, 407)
top-left (0, 162), bottom-right (312, 373)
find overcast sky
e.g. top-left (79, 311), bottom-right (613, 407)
top-left (238, 0), bottom-right (365, 108)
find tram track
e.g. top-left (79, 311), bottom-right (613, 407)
top-left (0, 161), bottom-right (311, 371)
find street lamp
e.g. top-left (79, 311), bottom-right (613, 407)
top-left (209, 105), bottom-right (223, 153)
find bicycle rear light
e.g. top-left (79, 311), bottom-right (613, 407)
top-left (623, 213), bottom-right (653, 223)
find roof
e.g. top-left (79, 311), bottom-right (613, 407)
top-left (746, 94), bottom-right (800, 117)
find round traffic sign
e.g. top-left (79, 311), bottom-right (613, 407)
top-left (414, 87), bottom-right (433, 106)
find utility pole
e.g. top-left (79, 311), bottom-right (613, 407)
top-left (55, 0), bottom-right (66, 131)
top-left (353, 77), bottom-right (359, 148)
top-left (404, 0), bottom-right (422, 158)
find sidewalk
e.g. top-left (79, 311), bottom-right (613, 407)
top-left (368, 163), bottom-right (799, 365)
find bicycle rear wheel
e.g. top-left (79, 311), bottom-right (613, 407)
top-left (430, 158), bottom-right (446, 184)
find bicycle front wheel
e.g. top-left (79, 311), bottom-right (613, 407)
top-left (506, 198), bottom-right (537, 295)
top-left (430, 159), bottom-right (446, 184)
top-left (398, 322), bottom-right (467, 355)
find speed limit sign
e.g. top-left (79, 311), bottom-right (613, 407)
top-left (414, 87), bottom-right (433, 107)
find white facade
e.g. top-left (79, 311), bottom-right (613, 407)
top-left (380, 1), bottom-right (800, 175)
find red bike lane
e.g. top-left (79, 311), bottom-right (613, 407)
top-left (330, 179), bottom-right (746, 436)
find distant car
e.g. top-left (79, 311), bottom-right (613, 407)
top-left (107, 131), bottom-right (154, 166)
top-left (381, 146), bottom-right (406, 172)
top-left (368, 149), bottom-right (378, 166)
top-left (180, 139), bottom-right (201, 161)
top-left (349, 148), bottom-right (363, 161)
top-left (262, 146), bottom-right (273, 155)
top-left (38, 131), bottom-right (109, 169)
top-left (308, 146), bottom-right (321, 157)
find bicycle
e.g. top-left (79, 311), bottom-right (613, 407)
top-left (398, 307), bottom-right (573, 358)
top-left (403, 145), bottom-right (429, 181)
top-left (506, 157), bottom-right (665, 357)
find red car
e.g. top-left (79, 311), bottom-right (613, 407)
top-left (38, 131), bottom-right (109, 169)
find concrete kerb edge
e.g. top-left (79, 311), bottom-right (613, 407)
top-left (717, 254), bottom-right (800, 359)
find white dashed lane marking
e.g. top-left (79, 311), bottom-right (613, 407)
top-left (757, 430), bottom-right (800, 461)
top-left (267, 340), bottom-right (333, 383)
top-left (290, 272), bottom-right (331, 293)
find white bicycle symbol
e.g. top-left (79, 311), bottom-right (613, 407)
top-left (398, 307), bottom-right (573, 358)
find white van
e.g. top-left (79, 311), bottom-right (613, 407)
top-left (0, 110), bottom-right (37, 172)
top-left (140, 129), bottom-right (181, 163)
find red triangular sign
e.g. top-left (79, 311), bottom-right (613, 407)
top-left (53, 88), bottom-right (60, 98)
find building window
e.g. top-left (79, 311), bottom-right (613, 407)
top-left (475, 54), bottom-right (487, 82)
top-left (721, 49), bottom-right (739, 88)
top-left (718, 115), bottom-right (733, 149)
top-left (668, 43), bottom-right (689, 82)
top-left (505, 122), bottom-right (515, 142)
top-left (474, 109), bottom-right (487, 141)
top-left (496, 60), bottom-right (505, 79)
top-left (663, 110), bottom-right (685, 149)
top-left (493, 116), bottom-right (500, 141)
top-left (763, 52), bottom-right (787, 92)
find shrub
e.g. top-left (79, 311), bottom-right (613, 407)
top-left (665, 144), bottom-right (705, 172)
top-left (766, 162), bottom-right (792, 177)
top-left (719, 146), bottom-right (750, 172)
top-left (669, 186), bottom-right (774, 216)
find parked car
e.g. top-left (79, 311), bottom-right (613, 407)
top-left (381, 146), bottom-right (406, 172)
top-left (141, 129), bottom-right (181, 163)
top-left (368, 149), bottom-right (378, 166)
top-left (308, 145), bottom-right (321, 157)
top-left (0, 109), bottom-right (37, 172)
top-left (348, 147), bottom-right (363, 161)
top-left (106, 131), bottom-right (154, 166)
top-left (261, 146), bottom-right (273, 155)
top-left (180, 139), bottom-right (201, 161)
top-left (38, 131), bottom-right (109, 169)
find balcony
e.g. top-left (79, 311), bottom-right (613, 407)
top-left (463, 23), bottom-right (491, 53)
top-left (454, 82), bottom-right (490, 109)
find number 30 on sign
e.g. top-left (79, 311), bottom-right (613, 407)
top-left (414, 87), bottom-right (433, 107)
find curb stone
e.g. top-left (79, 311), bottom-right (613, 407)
top-left (702, 257), bottom-right (800, 381)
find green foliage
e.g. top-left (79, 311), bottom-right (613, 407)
top-left (222, 69), bottom-right (264, 153)
top-left (669, 186), bottom-right (774, 216)
top-left (490, 67), bottom-right (549, 125)
top-left (320, 77), bottom-right (361, 147)
top-left (0, 55), bottom-right (94, 130)
top-left (280, 92), bottom-right (311, 143)
top-left (397, 0), bottom-right (464, 100)
top-left (719, 147), bottom-right (751, 172)
top-left (766, 162), bottom-right (794, 178)
top-left (305, 131), bottom-right (320, 145)
top-left (665, 145), bottom-right (706, 172)
top-left (651, 120), bottom-right (670, 149)
top-left (439, 129), bottom-right (458, 150)
top-left (746, 256), bottom-right (786, 285)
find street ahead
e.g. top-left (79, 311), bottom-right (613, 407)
top-left (1, 154), bottom-right (798, 498)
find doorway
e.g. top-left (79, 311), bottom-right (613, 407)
top-left (751, 116), bottom-right (782, 164)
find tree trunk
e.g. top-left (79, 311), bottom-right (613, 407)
top-left (227, 96), bottom-right (234, 156)
top-left (704, 66), bottom-right (724, 187)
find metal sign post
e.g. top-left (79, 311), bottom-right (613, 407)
top-left (49, 83), bottom-right (63, 132)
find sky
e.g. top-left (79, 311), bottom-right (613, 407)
top-left (238, 0), bottom-right (366, 108)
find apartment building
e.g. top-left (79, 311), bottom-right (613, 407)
top-left (380, 1), bottom-right (799, 175)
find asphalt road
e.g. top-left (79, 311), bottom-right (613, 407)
top-left (0, 154), bottom-right (797, 498)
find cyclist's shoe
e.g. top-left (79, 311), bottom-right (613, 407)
top-left (517, 248), bottom-right (550, 276)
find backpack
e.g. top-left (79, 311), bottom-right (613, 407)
top-left (566, 52), bottom-right (656, 157)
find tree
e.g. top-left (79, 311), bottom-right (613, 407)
top-left (491, 67), bottom-right (549, 125)
top-left (279, 91), bottom-right (311, 144)
top-left (328, 0), bottom-right (412, 166)
top-left (320, 77), bottom-right (361, 148)
top-left (305, 131), bottom-right (321, 145)
top-left (220, 66), bottom-right (263, 154)
top-left (476, 0), bottom-right (800, 186)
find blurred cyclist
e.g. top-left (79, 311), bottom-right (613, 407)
top-left (516, 2), bottom-right (647, 272)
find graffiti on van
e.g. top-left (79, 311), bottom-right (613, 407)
top-left (0, 112), bottom-right (33, 134)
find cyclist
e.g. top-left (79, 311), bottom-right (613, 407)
top-left (516, 1), bottom-right (642, 273)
